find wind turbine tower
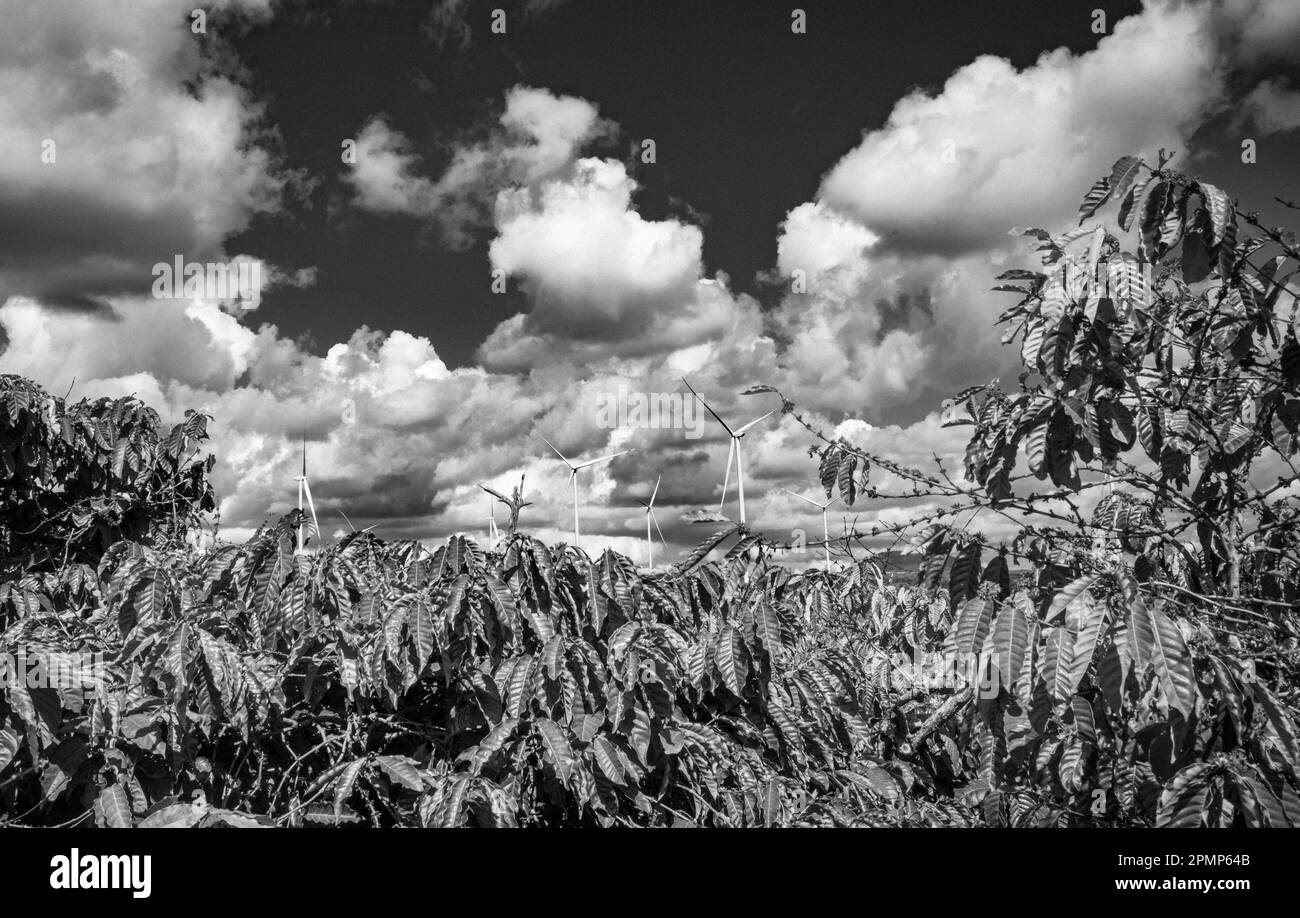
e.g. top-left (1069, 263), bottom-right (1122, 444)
top-left (540, 437), bottom-right (631, 547)
top-left (294, 437), bottom-right (321, 554)
top-left (682, 379), bottom-right (776, 525)
top-left (635, 476), bottom-right (667, 568)
top-left (783, 488), bottom-right (841, 566)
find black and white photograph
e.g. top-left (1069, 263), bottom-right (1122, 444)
top-left (1, 0), bottom-right (1297, 898)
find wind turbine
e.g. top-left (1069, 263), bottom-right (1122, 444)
top-left (294, 437), bottom-right (320, 554)
top-left (540, 437), bottom-right (631, 546)
top-left (682, 378), bottom-right (776, 525)
top-left (783, 488), bottom-right (841, 566)
top-left (635, 476), bottom-right (667, 568)
top-left (487, 497), bottom-right (501, 545)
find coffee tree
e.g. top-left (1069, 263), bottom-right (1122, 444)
top-left (0, 375), bottom-right (216, 576)
top-left (783, 154), bottom-right (1299, 826)
top-left (964, 151), bottom-right (1299, 607)
top-left (0, 157), bottom-right (1296, 829)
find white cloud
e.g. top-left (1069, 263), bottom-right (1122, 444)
top-left (491, 159), bottom-right (701, 311)
top-left (1242, 78), bottom-right (1300, 134)
top-left (765, 0), bottom-right (1300, 421)
top-left (776, 201), bottom-right (878, 289)
top-left (1213, 0), bottom-right (1300, 64)
top-left (484, 158), bottom-right (714, 343)
top-left (817, 3), bottom-right (1221, 256)
top-left (0, 296), bottom-right (257, 392)
top-left (345, 85), bottom-right (613, 248)
top-left (0, 0), bottom-right (295, 307)
top-left (344, 117), bottom-right (435, 214)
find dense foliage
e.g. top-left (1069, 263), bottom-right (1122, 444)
top-left (0, 508), bottom-right (978, 828)
top-left (778, 154), bottom-right (1300, 827)
top-left (0, 375), bottom-right (215, 575)
top-left (0, 157), bottom-right (1296, 827)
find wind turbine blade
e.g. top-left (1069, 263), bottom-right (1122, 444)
top-left (651, 509), bottom-right (668, 546)
top-left (719, 437), bottom-right (735, 510)
top-left (735, 408), bottom-right (777, 436)
top-left (824, 494), bottom-right (842, 509)
top-left (783, 488), bottom-right (821, 508)
top-left (540, 435), bottom-right (573, 467)
top-left (649, 475), bottom-right (660, 508)
top-left (575, 448), bottom-right (630, 469)
top-left (681, 378), bottom-right (734, 436)
top-left (302, 478), bottom-right (321, 544)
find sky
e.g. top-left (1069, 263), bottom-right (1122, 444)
top-left (2, 0), bottom-right (1299, 562)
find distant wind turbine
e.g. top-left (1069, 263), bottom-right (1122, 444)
top-left (540, 437), bottom-right (631, 546)
top-left (682, 378), bottom-right (775, 525)
top-left (783, 488), bottom-right (841, 566)
top-left (487, 497), bottom-right (501, 545)
top-left (635, 476), bottom-right (667, 568)
top-left (294, 437), bottom-right (320, 554)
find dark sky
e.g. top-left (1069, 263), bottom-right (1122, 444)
top-left (227, 0), bottom-right (1159, 367)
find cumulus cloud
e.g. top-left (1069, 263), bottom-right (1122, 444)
top-left (8, 0), bottom-right (1299, 563)
top-left (1241, 78), bottom-right (1300, 134)
top-left (817, 2), bottom-right (1221, 256)
top-left (0, 291), bottom-right (540, 540)
top-left (0, 0), bottom-right (297, 310)
top-left (0, 296), bottom-right (259, 393)
top-left (767, 0), bottom-right (1300, 423)
top-left (1211, 0), bottom-right (1300, 65)
top-left (344, 117), bottom-right (435, 215)
top-left (776, 202), bottom-right (878, 288)
top-left (0, 11), bottom-right (761, 556)
top-left (345, 86), bottom-right (613, 248)
top-left (482, 158), bottom-right (724, 350)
